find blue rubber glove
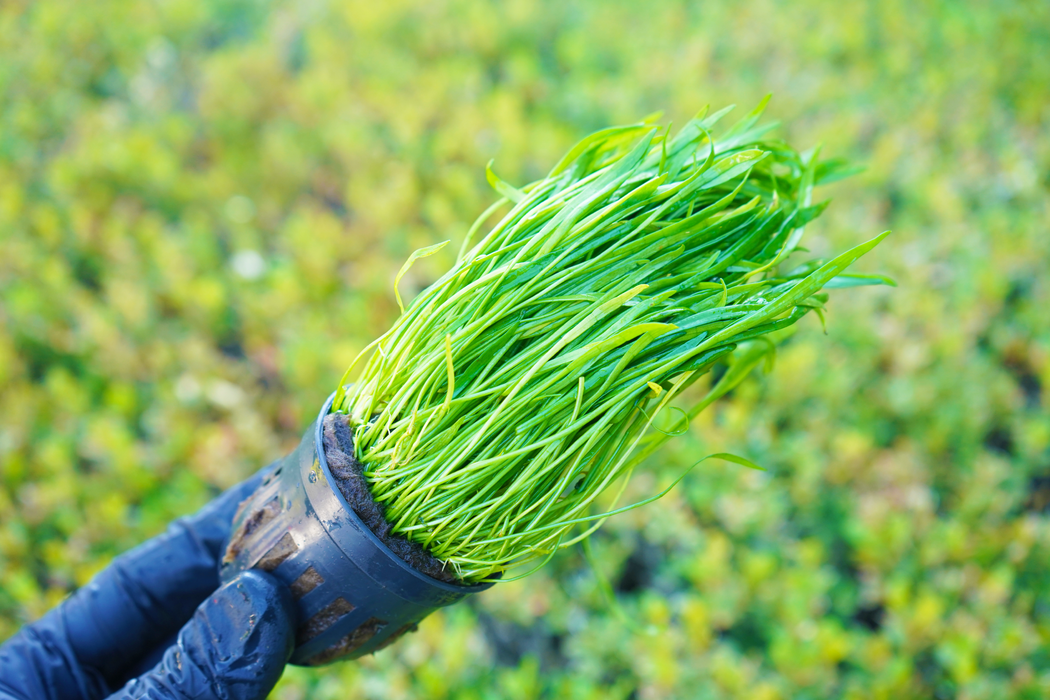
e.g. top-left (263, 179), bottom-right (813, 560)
top-left (0, 470), bottom-right (295, 700)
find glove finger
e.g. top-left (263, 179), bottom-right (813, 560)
top-left (0, 613), bottom-right (110, 700)
top-left (62, 464), bottom-right (277, 685)
top-left (109, 571), bottom-right (295, 700)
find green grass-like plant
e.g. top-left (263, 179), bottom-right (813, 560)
top-left (333, 99), bottom-right (889, 583)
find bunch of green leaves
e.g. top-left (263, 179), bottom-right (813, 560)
top-left (333, 99), bottom-right (890, 583)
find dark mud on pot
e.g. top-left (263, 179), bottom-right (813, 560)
top-left (219, 393), bottom-right (491, 665)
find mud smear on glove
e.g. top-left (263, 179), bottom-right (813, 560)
top-left (322, 412), bottom-right (460, 584)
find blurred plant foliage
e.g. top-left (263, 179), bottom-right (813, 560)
top-left (0, 0), bottom-right (1048, 698)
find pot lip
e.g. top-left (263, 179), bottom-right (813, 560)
top-left (314, 391), bottom-right (495, 593)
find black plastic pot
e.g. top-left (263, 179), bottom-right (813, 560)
top-left (220, 393), bottom-right (492, 666)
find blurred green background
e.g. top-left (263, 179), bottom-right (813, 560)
top-left (1, 0), bottom-right (1048, 697)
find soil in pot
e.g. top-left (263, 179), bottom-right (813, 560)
top-left (321, 412), bottom-right (461, 584)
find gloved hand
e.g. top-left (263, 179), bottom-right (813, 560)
top-left (0, 469), bottom-right (295, 700)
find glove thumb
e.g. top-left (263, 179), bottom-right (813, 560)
top-left (110, 571), bottom-right (295, 700)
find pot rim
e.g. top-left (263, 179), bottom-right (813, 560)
top-left (314, 391), bottom-right (495, 593)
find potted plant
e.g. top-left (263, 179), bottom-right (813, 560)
top-left (221, 99), bottom-right (890, 666)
